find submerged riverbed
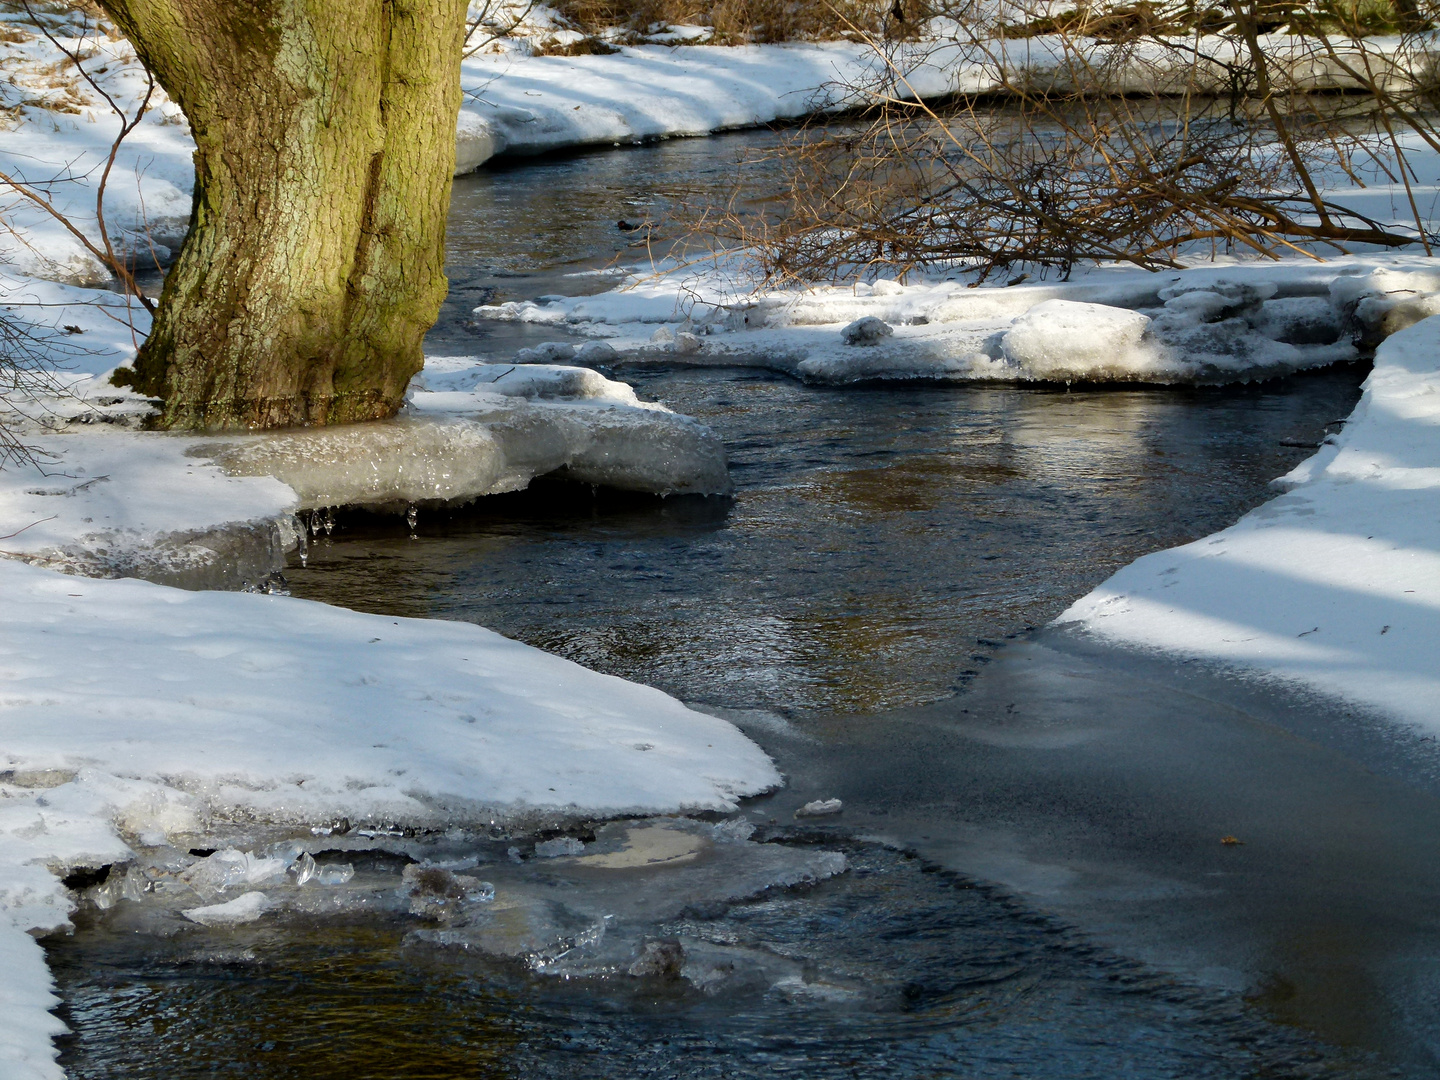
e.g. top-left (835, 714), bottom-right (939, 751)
top-left (47, 131), bottom-right (1435, 1078)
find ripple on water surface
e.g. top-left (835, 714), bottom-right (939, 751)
top-left (287, 364), bottom-right (1366, 715)
top-left (72, 129), bottom-right (1382, 1076)
top-left (50, 844), bottom-right (1384, 1079)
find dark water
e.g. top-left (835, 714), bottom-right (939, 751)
top-left (49, 844), bottom-right (1385, 1080)
top-left (49, 131), bottom-right (1402, 1079)
top-left (285, 366), bottom-right (1364, 715)
top-left (431, 127), bottom-right (797, 359)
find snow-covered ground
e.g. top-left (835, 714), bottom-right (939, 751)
top-left (475, 255), bottom-right (1438, 385)
top-left (3, 2), bottom-right (1432, 282)
top-left (0, 556), bottom-right (781, 1079)
top-left (1060, 300), bottom-right (1440, 735)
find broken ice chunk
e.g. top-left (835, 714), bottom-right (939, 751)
top-left (708, 817), bottom-right (757, 843)
top-left (795, 798), bottom-right (844, 818)
top-left (401, 864), bottom-right (495, 920)
top-left (289, 852), bottom-right (317, 886)
top-left (315, 864), bottom-right (355, 886)
top-left (180, 849), bottom-right (288, 895)
top-left (183, 891), bottom-right (271, 926)
top-left (841, 316), bottom-right (894, 346)
top-left (516, 341), bottom-right (577, 363)
top-left (628, 937), bottom-right (685, 978)
top-left (575, 340), bottom-right (618, 363)
top-left (534, 836), bottom-right (586, 858)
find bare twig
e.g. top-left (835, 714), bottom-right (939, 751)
top-left (0, 515), bottom-right (58, 541)
top-left (9, 0), bottom-right (157, 313)
top-left (669, 0), bottom-right (1440, 281)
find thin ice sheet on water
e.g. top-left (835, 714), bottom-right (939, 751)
top-left (1060, 273), bottom-right (1440, 734)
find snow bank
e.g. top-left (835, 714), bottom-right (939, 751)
top-left (0, 552), bottom-right (779, 835)
top-left (0, 390), bottom-right (725, 584)
top-left (1059, 282), bottom-right (1440, 733)
top-left (1, 272), bottom-right (730, 584)
top-left (452, 39), bottom-right (959, 170)
top-left (6, 1), bottom-right (1430, 284)
top-left (0, 557), bottom-right (779, 1077)
top-left (204, 365), bottom-right (729, 511)
top-left (472, 257), bottom-right (1440, 386)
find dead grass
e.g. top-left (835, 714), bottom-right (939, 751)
top-left (531, 34), bottom-right (622, 54)
top-left (999, 0), bottom-right (1429, 39)
top-left (674, 0), bottom-right (1440, 283)
top-left (548, 0), bottom-right (912, 44)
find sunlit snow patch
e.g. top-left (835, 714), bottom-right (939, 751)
top-left (469, 262), bottom-right (1440, 386)
top-left (0, 553), bottom-right (783, 1077)
top-left (1059, 291), bottom-right (1440, 734)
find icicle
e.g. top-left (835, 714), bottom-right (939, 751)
top-left (297, 525), bottom-right (309, 568)
top-left (406, 504), bottom-right (418, 534)
top-left (323, 506), bottom-right (335, 535)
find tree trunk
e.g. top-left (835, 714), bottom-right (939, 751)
top-left (100, 0), bottom-right (467, 429)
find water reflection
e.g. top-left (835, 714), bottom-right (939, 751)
top-left (289, 367), bottom-right (1366, 715)
top-left (432, 128), bottom-right (799, 358)
top-left (50, 844), bottom-right (1386, 1080)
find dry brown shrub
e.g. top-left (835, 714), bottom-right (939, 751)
top-left (678, 0), bottom-right (1440, 282)
top-left (549, 0), bottom-right (904, 43)
top-left (531, 34), bottom-right (622, 54)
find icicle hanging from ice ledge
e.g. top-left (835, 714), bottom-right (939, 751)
top-left (197, 407), bottom-right (732, 514)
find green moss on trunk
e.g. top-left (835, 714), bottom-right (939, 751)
top-left (101, 0), bottom-right (468, 430)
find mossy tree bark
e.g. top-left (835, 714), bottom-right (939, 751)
top-left (100, 0), bottom-right (468, 429)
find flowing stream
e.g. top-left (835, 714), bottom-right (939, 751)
top-left (49, 130), bottom-right (1440, 1078)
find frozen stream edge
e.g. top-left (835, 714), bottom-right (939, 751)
top-left (3, 267), bottom-right (1439, 1076)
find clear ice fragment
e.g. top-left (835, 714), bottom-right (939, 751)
top-left (289, 852), bottom-right (317, 886)
top-left (316, 864), bottom-right (355, 886)
top-left (180, 849), bottom-right (288, 894)
top-left (183, 891), bottom-right (271, 926)
top-left (534, 836), bottom-right (585, 858)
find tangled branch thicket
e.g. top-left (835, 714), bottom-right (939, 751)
top-left (547, 0), bottom-right (903, 44)
top-left (1, 0), bottom-right (156, 466)
top-left (0, 312), bottom-right (63, 469)
top-left (687, 0), bottom-right (1440, 282)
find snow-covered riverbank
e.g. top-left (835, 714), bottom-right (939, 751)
top-left (477, 255), bottom-right (1436, 384)
top-left (3, 1), bottom-right (1433, 282)
top-left (4, 9), bottom-right (1440, 1075)
top-left (1059, 312), bottom-right (1440, 734)
top-left (0, 557), bottom-right (781, 1079)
